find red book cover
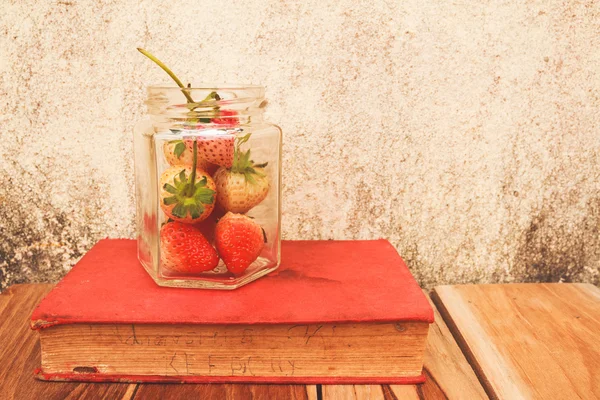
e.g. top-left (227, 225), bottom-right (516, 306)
top-left (31, 239), bottom-right (433, 384)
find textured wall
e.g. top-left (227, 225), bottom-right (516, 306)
top-left (1, 0), bottom-right (599, 290)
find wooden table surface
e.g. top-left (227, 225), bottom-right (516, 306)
top-left (3, 282), bottom-right (599, 399)
top-left (0, 284), bottom-right (484, 400)
top-left (432, 283), bottom-right (600, 400)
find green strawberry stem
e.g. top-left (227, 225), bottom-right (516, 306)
top-left (137, 48), bottom-right (220, 116)
top-left (188, 140), bottom-right (198, 197)
top-left (137, 48), bottom-right (194, 103)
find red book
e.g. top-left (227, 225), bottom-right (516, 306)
top-left (31, 239), bottom-right (433, 384)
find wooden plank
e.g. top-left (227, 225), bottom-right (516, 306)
top-left (0, 284), bottom-right (14, 315)
top-left (433, 283), bottom-right (600, 400)
top-left (322, 385), bottom-right (385, 399)
top-left (321, 382), bottom-right (422, 399)
top-left (323, 293), bottom-right (488, 400)
top-left (419, 293), bottom-right (488, 400)
top-left (306, 384), bottom-right (318, 400)
top-left (132, 383), bottom-right (316, 399)
top-left (386, 384), bottom-right (421, 399)
top-left (0, 284), bottom-right (134, 400)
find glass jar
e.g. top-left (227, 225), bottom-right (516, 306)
top-left (134, 85), bottom-right (281, 289)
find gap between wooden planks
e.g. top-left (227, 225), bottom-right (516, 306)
top-left (1, 284), bottom-right (486, 400)
top-left (432, 283), bottom-right (600, 400)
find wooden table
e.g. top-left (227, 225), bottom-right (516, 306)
top-left (433, 283), bottom-right (600, 400)
top-left (2, 283), bottom-right (599, 399)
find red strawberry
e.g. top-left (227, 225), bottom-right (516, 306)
top-left (160, 221), bottom-right (219, 274)
top-left (193, 207), bottom-right (226, 243)
top-left (215, 212), bottom-right (264, 275)
top-left (212, 109), bottom-right (240, 127)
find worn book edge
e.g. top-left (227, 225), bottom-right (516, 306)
top-left (35, 321), bottom-right (429, 384)
top-left (34, 369), bottom-right (426, 384)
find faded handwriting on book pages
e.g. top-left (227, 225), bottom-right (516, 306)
top-left (68, 322), bottom-right (426, 377)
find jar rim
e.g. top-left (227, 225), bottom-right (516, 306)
top-left (145, 84), bottom-right (266, 127)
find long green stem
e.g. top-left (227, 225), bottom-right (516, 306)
top-left (188, 140), bottom-right (198, 197)
top-left (137, 48), bottom-right (195, 104)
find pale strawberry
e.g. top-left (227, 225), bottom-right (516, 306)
top-left (213, 133), bottom-right (270, 213)
top-left (163, 140), bottom-right (218, 174)
top-left (215, 212), bottom-right (264, 275)
top-left (159, 164), bottom-right (216, 223)
top-left (160, 221), bottom-right (219, 274)
top-left (214, 166), bottom-right (269, 213)
top-left (185, 135), bottom-right (234, 168)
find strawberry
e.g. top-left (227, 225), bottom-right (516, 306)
top-left (212, 109), bottom-right (240, 127)
top-left (193, 207), bottom-right (226, 243)
top-left (163, 140), bottom-right (218, 174)
top-left (213, 133), bottom-right (270, 213)
top-left (185, 134), bottom-right (234, 168)
top-left (159, 138), bottom-right (217, 224)
top-left (160, 221), bottom-right (219, 273)
top-left (215, 212), bottom-right (264, 275)
top-left (184, 109), bottom-right (239, 168)
top-left (160, 164), bottom-right (216, 223)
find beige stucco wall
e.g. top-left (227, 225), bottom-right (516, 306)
top-left (1, 0), bottom-right (599, 289)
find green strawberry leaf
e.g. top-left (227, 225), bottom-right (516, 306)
top-left (194, 187), bottom-right (215, 204)
top-left (244, 172), bottom-right (257, 185)
top-left (176, 177), bottom-right (188, 191)
top-left (178, 170), bottom-right (187, 184)
top-left (188, 204), bottom-right (201, 219)
top-left (163, 183), bottom-right (178, 194)
top-left (195, 176), bottom-right (207, 188)
top-left (237, 133), bottom-right (251, 145)
top-left (161, 163), bottom-right (216, 221)
top-left (169, 129), bottom-right (182, 134)
top-left (172, 203), bottom-right (187, 218)
top-left (163, 196), bottom-right (178, 205)
top-left (245, 167), bottom-right (265, 178)
top-left (231, 132), bottom-right (268, 182)
top-left (174, 141), bottom-right (186, 158)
